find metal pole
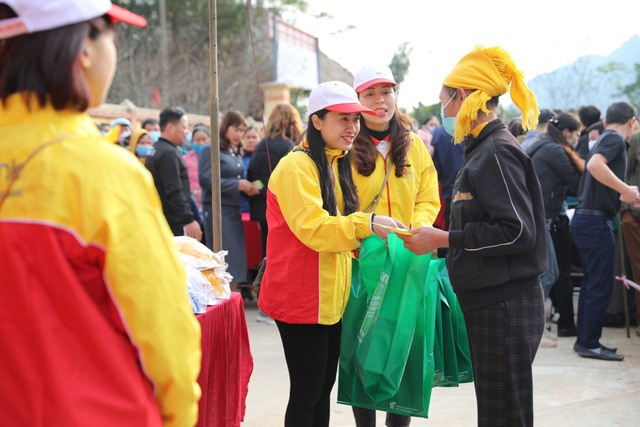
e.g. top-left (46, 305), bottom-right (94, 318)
top-left (208, 0), bottom-right (222, 252)
top-left (158, 0), bottom-right (169, 106)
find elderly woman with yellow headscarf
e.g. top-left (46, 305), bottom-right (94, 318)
top-left (129, 128), bottom-right (154, 164)
top-left (399, 45), bottom-right (546, 427)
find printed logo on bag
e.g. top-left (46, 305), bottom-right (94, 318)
top-left (452, 191), bottom-right (473, 203)
top-left (388, 401), bottom-right (418, 414)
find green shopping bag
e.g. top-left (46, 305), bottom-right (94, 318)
top-left (338, 234), bottom-right (437, 418)
top-left (354, 235), bottom-right (431, 400)
top-left (432, 258), bottom-right (473, 386)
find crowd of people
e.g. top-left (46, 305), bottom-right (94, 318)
top-left (3, 1), bottom-right (640, 427)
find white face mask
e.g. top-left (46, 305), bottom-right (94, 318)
top-left (588, 139), bottom-right (598, 151)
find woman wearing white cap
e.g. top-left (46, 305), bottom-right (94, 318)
top-left (257, 81), bottom-right (403, 427)
top-left (0, 1), bottom-right (201, 426)
top-left (349, 65), bottom-right (441, 426)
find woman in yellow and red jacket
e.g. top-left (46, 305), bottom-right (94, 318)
top-left (0, 2), bottom-right (201, 426)
top-left (349, 65), bottom-right (441, 427)
top-left (352, 65), bottom-right (440, 230)
top-left (258, 81), bottom-right (401, 427)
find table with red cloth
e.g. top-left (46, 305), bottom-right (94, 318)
top-left (242, 212), bottom-right (262, 269)
top-left (195, 292), bottom-right (253, 427)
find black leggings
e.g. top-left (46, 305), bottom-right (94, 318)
top-left (352, 406), bottom-right (411, 426)
top-left (276, 320), bottom-right (342, 427)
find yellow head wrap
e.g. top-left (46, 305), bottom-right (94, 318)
top-left (443, 45), bottom-right (539, 143)
top-left (129, 129), bottom-right (149, 155)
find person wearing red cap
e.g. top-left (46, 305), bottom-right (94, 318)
top-left (349, 64), bottom-right (440, 427)
top-left (257, 81), bottom-right (403, 427)
top-left (0, 2), bottom-right (201, 426)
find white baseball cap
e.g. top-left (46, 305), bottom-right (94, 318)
top-left (0, 0), bottom-right (147, 40)
top-left (353, 65), bottom-right (398, 93)
top-left (110, 117), bottom-right (132, 127)
top-left (307, 81), bottom-right (377, 116)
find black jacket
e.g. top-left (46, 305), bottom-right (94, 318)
top-left (526, 137), bottom-right (581, 219)
top-left (448, 120), bottom-right (546, 311)
top-left (145, 138), bottom-right (194, 234)
top-left (247, 137), bottom-right (294, 222)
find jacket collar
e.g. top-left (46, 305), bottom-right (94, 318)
top-left (299, 140), bottom-right (347, 161)
top-left (464, 119), bottom-right (506, 157)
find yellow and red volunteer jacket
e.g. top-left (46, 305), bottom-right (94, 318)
top-left (0, 94), bottom-right (201, 427)
top-left (258, 143), bottom-right (373, 325)
top-left (354, 132), bottom-right (440, 227)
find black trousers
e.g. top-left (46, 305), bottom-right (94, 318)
top-left (276, 320), bottom-right (342, 427)
top-left (549, 215), bottom-right (576, 330)
top-left (258, 220), bottom-right (268, 259)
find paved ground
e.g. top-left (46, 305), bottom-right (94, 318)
top-left (240, 296), bottom-right (640, 426)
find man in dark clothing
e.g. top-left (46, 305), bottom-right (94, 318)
top-left (431, 125), bottom-right (464, 232)
top-left (575, 104), bottom-right (601, 159)
top-left (571, 101), bottom-right (638, 362)
top-left (400, 45), bottom-right (546, 427)
top-left (145, 106), bottom-right (202, 241)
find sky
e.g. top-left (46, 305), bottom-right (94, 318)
top-left (282, 0), bottom-right (640, 110)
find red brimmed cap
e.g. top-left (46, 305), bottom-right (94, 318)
top-left (353, 65), bottom-right (398, 93)
top-left (107, 3), bottom-right (147, 27)
top-left (0, 0), bottom-right (146, 40)
top-left (308, 81), bottom-right (378, 116)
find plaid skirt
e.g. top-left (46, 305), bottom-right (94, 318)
top-left (463, 285), bottom-right (544, 427)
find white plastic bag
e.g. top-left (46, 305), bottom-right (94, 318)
top-left (173, 236), bottom-right (232, 311)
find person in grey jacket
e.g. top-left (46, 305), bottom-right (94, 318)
top-left (199, 110), bottom-right (259, 290)
top-left (527, 113), bottom-right (583, 337)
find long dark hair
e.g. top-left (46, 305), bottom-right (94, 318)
top-left (0, 5), bottom-right (113, 111)
top-left (304, 111), bottom-right (359, 216)
top-left (547, 112), bottom-right (584, 173)
top-left (351, 99), bottom-right (414, 177)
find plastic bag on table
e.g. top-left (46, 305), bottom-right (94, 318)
top-left (185, 266), bottom-right (212, 314)
top-left (173, 236), bottom-right (232, 306)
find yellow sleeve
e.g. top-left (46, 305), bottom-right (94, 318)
top-left (101, 157), bottom-right (201, 427)
top-left (269, 152), bottom-right (372, 252)
top-left (410, 133), bottom-right (441, 227)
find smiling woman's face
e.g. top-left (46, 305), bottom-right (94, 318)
top-left (358, 83), bottom-right (396, 131)
top-left (312, 111), bottom-right (361, 152)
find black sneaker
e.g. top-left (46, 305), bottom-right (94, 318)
top-left (574, 343), bottom-right (624, 361)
